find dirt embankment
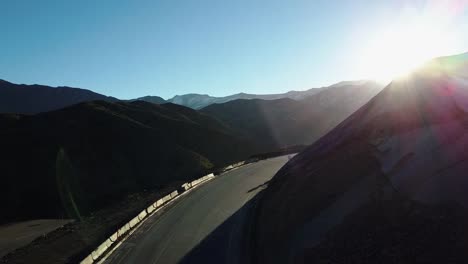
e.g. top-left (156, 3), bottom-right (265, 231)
top-left (0, 182), bottom-right (182, 264)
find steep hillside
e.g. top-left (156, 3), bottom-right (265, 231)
top-left (201, 81), bottom-right (382, 150)
top-left (0, 101), bottom-right (255, 224)
top-left (255, 52), bottom-right (468, 263)
top-left (0, 79), bottom-right (117, 114)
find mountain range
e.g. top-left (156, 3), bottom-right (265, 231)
top-left (164, 89), bottom-right (325, 110)
top-left (201, 80), bottom-right (382, 150)
top-left (255, 52), bottom-right (468, 263)
top-left (1, 78), bottom-right (378, 114)
top-left (138, 80), bottom-right (373, 110)
top-left (0, 77), bottom-right (383, 223)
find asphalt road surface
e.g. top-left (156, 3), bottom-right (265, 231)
top-left (104, 156), bottom-right (290, 264)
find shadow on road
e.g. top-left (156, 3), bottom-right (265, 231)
top-left (247, 181), bottom-right (270, 193)
top-left (179, 195), bottom-right (259, 264)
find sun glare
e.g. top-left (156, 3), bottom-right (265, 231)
top-left (358, 2), bottom-right (464, 84)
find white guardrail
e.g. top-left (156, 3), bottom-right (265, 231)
top-left (80, 169), bottom-right (228, 264)
top-left (81, 160), bottom-right (249, 264)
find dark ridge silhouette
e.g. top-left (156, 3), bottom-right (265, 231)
top-left (0, 79), bottom-right (117, 114)
top-left (0, 100), bottom-right (257, 224)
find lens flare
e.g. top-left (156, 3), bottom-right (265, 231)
top-left (357, 1), bottom-right (467, 83)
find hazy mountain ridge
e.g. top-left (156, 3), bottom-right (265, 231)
top-left (1, 79), bottom-right (377, 114)
top-left (0, 79), bottom-right (117, 114)
top-left (201, 80), bottom-right (383, 150)
top-left (164, 86), bottom-right (331, 109)
top-left (163, 80), bottom-right (376, 110)
top-left (255, 52), bottom-right (468, 263)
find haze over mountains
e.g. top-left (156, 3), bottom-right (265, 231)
top-left (138, 80), bottom-right (373, 110)
top-left (164, 88), bottom-right (326, 110)
top-left (0, 78), bottom-right (383, 152)
top-left (256, 52), bottom-right (468, 263)
top-left (1, 78), bottom-right (378, 114)
top-left (201, 80), bottom-right (382, 150)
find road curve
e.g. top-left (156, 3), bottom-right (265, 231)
top-left (104, 156), bottom-right (290, 264)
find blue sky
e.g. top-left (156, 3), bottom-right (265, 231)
top-left (1, 0), bottom-right (468, 99)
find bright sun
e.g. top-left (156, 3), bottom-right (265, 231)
top-left (358, 3), bottom-right (464, 84)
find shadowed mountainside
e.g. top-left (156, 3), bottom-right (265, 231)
top-left (255, 52), bottom-right (468, 263)
top-left (0, 79), bottom-right (117, 114)
top-left (0, 100), bottom-right (256, 224)
top-left (201, 81), bottom-right (382, 151)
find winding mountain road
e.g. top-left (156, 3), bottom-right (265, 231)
top-left (103, 156), bottom-right (290, 264)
